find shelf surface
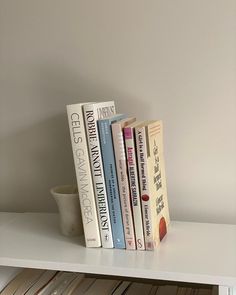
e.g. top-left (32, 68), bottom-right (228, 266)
top-left (0, 213), bottom-right (236, 286)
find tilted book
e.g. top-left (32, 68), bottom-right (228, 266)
top-left (67, 103), bottom-right (101, 248)
top-left (124, 121), bottom-right (145, 250)
top-left (98, 114), bottom-right (126, 249)
top-left (135, 120), bottom-right (170, 250)
top-left (83, 101), bottom-right (116, 248)
top-left (112, 117), bottom-right (136, 250)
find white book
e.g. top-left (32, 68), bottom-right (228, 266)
top-left (83, 279), bottom-right (120, 295)
top-left (124, 121), bottom-right (145, 250)
top-left (124, 282), bottom-right (152, 295)
top-left (67, 103), bottom-right (101, 248)
top-left (83, 101), bottom-right (116, 248)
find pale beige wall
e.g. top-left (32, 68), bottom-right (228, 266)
top-left (0, 0), bottom-right (235, 223)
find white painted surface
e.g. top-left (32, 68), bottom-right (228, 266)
top-left (219, 286), bottom-right (230, 295)
top-left (0, 213), bottom-right (235, 287)
top-left (0, 1), bottom-right (236, 225)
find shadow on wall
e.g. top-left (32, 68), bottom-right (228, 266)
top-left (0, 63), bottom-right (148, 212)
top-left (0, 114), bottom-right (75, 212)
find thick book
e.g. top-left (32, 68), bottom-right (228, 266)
top-left (112, 117), bottom-right (136, 250)
top-left (67, 103), bottom-right (101, 248)
top-left (135, 120), bottom-right (170, 250)
top-left (124, 121), bottom-right (145, 250)
top-left (83, 101), bottom-right (116, 248)
top-left (98, 114), bottom-right (126, 249)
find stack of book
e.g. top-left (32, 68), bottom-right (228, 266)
top-left (67, 101), bottom-right (170, 250)
top-left (0, 268), bottom-right (217, 295)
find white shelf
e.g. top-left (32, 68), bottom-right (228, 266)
top-left (0, 213), bottom-right (236, 287)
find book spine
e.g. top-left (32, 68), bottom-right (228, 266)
top-left (98, 119), bottom-right (126, 249)
top-left (135, 125), bottom-right (154, 250)
top-left (66, 104), bottom-right (101, 247)
top-left (148, 121), bottom-right (170, 247)
top-left (83, 104), bottom-right (114, 248)
top-left (124, 126), bottom-right (145, 250)
top-left (112, 124), bottom-right (136, 250)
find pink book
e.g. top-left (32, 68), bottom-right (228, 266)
top-left (112, 117), bottom-right (136, 250)
top-left (124, 121), bottom-right (145, 250)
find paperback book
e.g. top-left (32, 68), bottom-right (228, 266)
top-left (83, 101), bottom-right (116, 248)
top-left (112, 117), bottom-right (136, 250)
top-left (124, 121), bottom-right (145, 250)
top-left (135, 120), bottom-right (170, 250)
top-left (98, 114), bottom-right (126, 249)
top-left (67, 103), bottom-right (101, 248)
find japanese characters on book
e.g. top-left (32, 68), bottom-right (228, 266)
top-left (67, 101), bottom-right (170, 250)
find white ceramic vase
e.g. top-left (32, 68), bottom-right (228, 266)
top-left (50, 185), bottom-right (83, 236)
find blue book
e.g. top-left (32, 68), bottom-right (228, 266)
top-left (98, 114), bottom-right (126, 249)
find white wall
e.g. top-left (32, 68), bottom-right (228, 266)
top-left (0, 0), bottom-right (235, 224)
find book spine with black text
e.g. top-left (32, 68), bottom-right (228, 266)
top-left (83, 101), bottom-right (116, 248)
top-left (124, 124), bottom-right (145, 250)
top-left (136, 121), bottom-right (170, 250)
top-left (98, 114), bottom-right (126, 249)
top-left (112, 118), bottom-right (136, 250)
top-left (135, 123), bottom-right (153, 250)
top-left (67, 103), bottom-right (101, 248)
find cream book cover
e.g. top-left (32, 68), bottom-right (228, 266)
top-left (83, 101), bottom-right (116, 248)
top-left (67, 103), bottom-right (101, 248)
top-left (136, 120), bottom-right (170, 250)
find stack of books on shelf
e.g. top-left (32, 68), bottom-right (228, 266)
top-left (0, 268), bottom-right (217, 295)
top-left (67, 101), bottom-right (170, 251)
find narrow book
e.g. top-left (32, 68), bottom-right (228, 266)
top-left (83, 101), bottom-right (116, 248)
top-left (98, 114), bottom-right (126, 249)
top-left (112, 117), bottom-right (136, 250)
top-left (67, 103), bottom-right (101, 248)
top-left (135, 120), bottom-right (170, 250)
top-left (124, 121), bottom-right (145, 250)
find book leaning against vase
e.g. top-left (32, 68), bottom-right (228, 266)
top-left (98, 114), bottom-right (126, 249)
top-left (67, 103), bottom-right (101, 248)
top-left (83, 101), bottom-right (116, 248)
top-left (112, 117), bottom-right (136, 250)
top-left (135, 120), bottom-right (170, 250)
